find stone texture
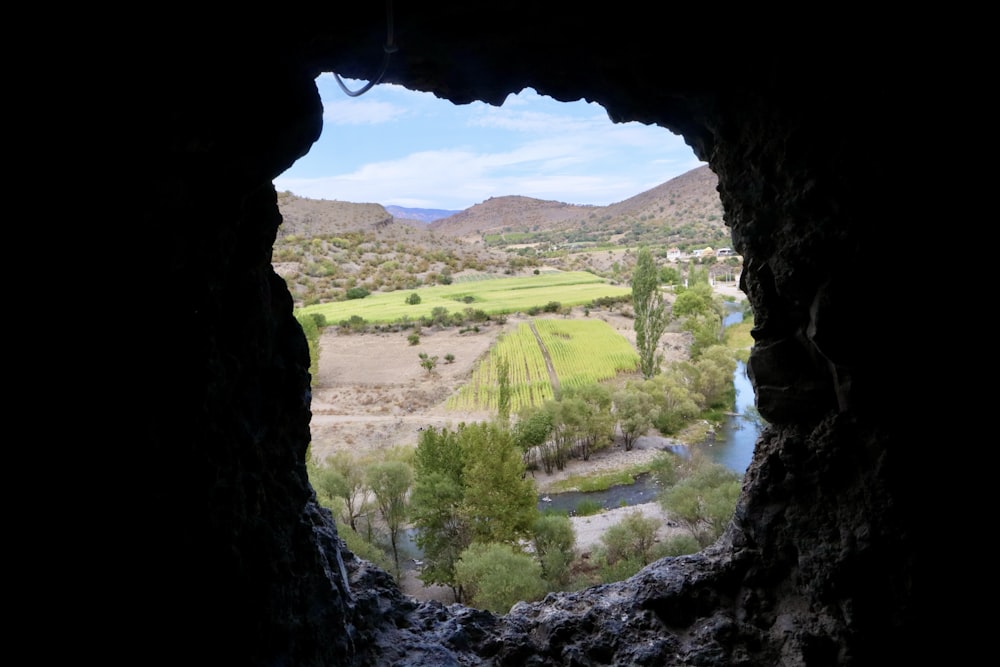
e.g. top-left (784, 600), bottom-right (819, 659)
top-left (69, 6), bottom-right (937, 666)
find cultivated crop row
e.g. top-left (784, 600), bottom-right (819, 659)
top-left (446, 323), bottom-right (552, 413)
top-left (446, 318), bottom-right (639, 414)
top-left (533, 319), bottom-right (639, 392)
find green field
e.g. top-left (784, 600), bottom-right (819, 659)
top-left (296, 271), bottom-right (631, 325)
top-left (533, 319), bottom-right (640, 391)
top-left (446, 318), bottom-right (639, 413)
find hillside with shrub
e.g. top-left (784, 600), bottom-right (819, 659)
top-left (273, 165), bottom-right (730, 308)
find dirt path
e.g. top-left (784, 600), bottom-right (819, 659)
top-left (527, 319), bottom-right (560, 394)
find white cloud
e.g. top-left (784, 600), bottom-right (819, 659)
top-left (275, 79), bottom-right (706, 209)
top-left (322, 99), bottom-right (408, 125)
top-left (468, 107), bottom-right (599, 134)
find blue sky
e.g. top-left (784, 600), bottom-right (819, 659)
top-left (273, 73), bottom-right (706, 212)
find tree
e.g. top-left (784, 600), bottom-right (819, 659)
top-left (563, 383), bottom-right (614, 460)
top-left (409, 422), bottom-right (539, 601)
top-left (365, 460), bottom-right (413, 577)
top-left (547, 397), bottom-right (585, 472)
top-left (496, 357), bottom-right (511, 424)
top-left (460, 422), bottom-right (538, 545)
top-left (640, 371), bottom-right (702, 435)
top-left (672, 281), bottom-right (726, 358)
top-left (612, 387), bottom-right (659, 451)
top-left (512, 405), bottom-right (554, 472)
top-left (418, 352), bottom-right (438, 373)
top-left (410, 455), bottom-right (469, 599)
top-left (689, 345), bottom-right (737, 409)
top-left (313, 452), bottom-right (369, 531)
top-left (631, 246), bottom-right (669, 379)
top-left (659, 456), bottom-right (741, 547)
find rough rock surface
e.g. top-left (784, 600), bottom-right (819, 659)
top-left (72, 6), bottom-right (940, 666)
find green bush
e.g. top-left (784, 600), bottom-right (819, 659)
top-left (338, 315), bottom-right (369, 334)
top-left (600, 511), bottom-right (659, 566)
top-left (659, 534), bottom-right (701, 556)
top-left (346, 286), bottom-right (370, 300)
top-left (598, 554), bottom-right (647, 584)
top-left (455, 543), bottom-right (546, 613)
top-left (405, 292), bottom-right (421, 305)
top-left (408, 333), bottom-right (420, 345)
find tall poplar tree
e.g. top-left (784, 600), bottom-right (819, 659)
top-left (632, 246), bottom-right (669, 378)
top-left (496, 357), bottom-right (511, 425)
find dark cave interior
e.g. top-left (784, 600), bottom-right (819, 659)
top-left (55, 6), bottom-right (949, 666)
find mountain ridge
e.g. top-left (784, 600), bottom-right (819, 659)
top-left (273, 165), bottom-right (731, 308)
top-left (426, 165), bottom-right (725, 249)
top-left (276, 165), bottom-right (725, 251)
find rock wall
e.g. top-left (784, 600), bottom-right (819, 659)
top-left (74, 6), bottom-right (934, 666)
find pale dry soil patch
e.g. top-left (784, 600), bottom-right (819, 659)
top-left (310, 285), bottom-right (745, 602)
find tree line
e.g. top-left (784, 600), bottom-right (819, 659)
top-left (308, 421), bottom-right (740, 612)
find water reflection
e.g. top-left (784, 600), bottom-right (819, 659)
top-left (692, 360), bottom-right (756, 473)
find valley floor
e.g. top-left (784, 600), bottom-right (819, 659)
top-left (309, 282), bottom-right (745, 603)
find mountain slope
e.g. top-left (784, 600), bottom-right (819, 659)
top-left (275, 194), bottom-right (392, 240)
top-left (427, 196), bottom-right (598, 239)
top-left (272, 166), bottom-right (730, 308)
top-left (426, 165), bottom-right (726, 249)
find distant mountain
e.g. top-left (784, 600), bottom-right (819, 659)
top-left (272, 166), bottom-right (730, 307)
top-left (427, 165), bottom-right (726, 250)
top-left (274, 195), bottom-right (392, 240)
top-left (427, 196), bottom-right (597, 239)
top-left (275, 165), bottom-right (727, 252)
top-left (384, 205), bottom-right (461, 223)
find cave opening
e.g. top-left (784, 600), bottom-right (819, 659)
top-left (272, 74), bottom-right (751, 611)
top-left (60, 10), bottom-right (932, 664)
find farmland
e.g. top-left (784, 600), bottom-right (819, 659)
top-left (446, 319), bottom-right (640, 414)
top-left (296, 270), bottom-right (631, 325)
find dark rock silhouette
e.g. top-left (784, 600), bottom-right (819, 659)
top-left (64, 6), bottom-right (941, 666)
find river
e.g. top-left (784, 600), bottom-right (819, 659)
top-left (540, 300), bottom-right (760, 513)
